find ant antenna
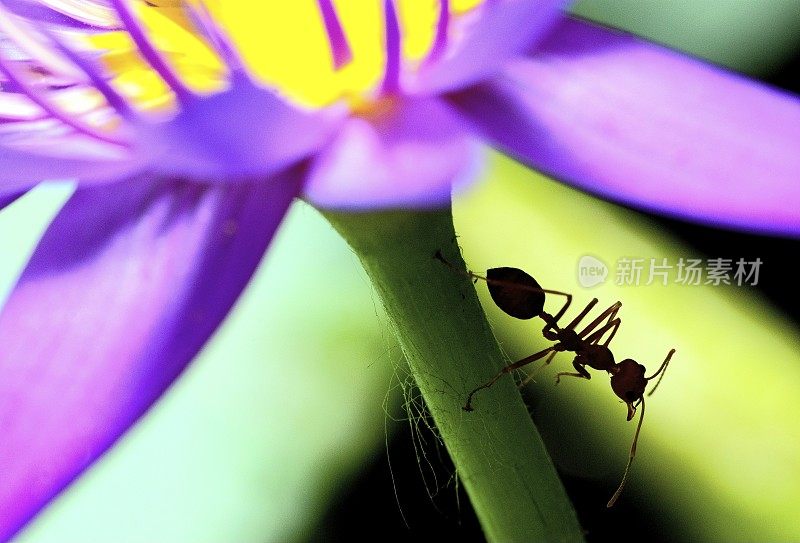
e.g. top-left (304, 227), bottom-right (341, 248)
top-left (646, 349), bottom-right (675, 397)
top-left (607, 398), bottom-right (645, 508)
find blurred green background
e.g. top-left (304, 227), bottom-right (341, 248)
top-left (2, 1), bottom-right (799, 541)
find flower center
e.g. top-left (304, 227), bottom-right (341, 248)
top-left (93, 0), bottom-right (483, 108)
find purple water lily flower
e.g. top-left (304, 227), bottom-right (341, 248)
top-left (0, 0), bottom-right (798, 539)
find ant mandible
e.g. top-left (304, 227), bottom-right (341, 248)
top-left (434, 252), bottom-right (675, 507)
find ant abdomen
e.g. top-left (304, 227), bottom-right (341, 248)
top-left (485, 267), bottom-right (545, 319)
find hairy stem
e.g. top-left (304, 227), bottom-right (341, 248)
top-left (322, 206), bottom-right (583, 542)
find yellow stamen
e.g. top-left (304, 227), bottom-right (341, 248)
top-left (90, 0), bottom-right (484, 108)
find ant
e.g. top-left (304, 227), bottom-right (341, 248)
top-left (434, 252), bottom-right (625, 410)
top-left (434, 251), bottom-right (675, 507)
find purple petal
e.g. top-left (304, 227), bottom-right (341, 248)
top-left (0, 91), bottom-right (45, 121)
top-left (0, 135), bottom-right (139, 190)
top-left (0, 5), bottom-right (87, 80)
top-left (2, 0), bottom-right (118, 30)
top-left (138, 74), bottom-right (344, 180)
top-left (425, 0), bottom-right (450, 64)
top-left (380, 0), bottom-right (401, 94)
top-left (0, 170), bottom-right (301, 540)
top-left (407, 0), bottom-right (565, 95)
top-left (303, 97), bottom-right (482, 209)
top-left (316, 0), bottom-right (352, 69)
top-left (448, 17), bottom-right (800, 236)
top-left (0, 188), bottom-right (26, 210)
top-left (181, 0), bottom-right (247, 74)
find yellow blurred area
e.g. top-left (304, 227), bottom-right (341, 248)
top-left (88, 5), bottom-right (224, 104)
top-left (89, 0), bottom-right (483, 107)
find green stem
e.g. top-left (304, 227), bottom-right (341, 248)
top-left (322, 206), bottom-right (583, 543)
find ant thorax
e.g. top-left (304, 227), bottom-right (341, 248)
top-left (577, 343), bottom-right (615, 372)
top-left (556, 328), bottom-right (582, 351)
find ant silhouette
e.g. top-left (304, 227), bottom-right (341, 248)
top-left (434, 251), bottom-right (675, 507)
top-left (434, 252), bottom-right (624, 409)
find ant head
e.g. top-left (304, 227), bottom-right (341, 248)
top-left (610, 359), bottom-right (647, 420)
top-left (486, 267), bottom-right (545, 320)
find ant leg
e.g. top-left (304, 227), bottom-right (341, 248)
top-left (517, 350), bottom-right (557, 389)
top-left (607, 398), bottom-right (646, 507)
top-left (646, 349), bottom-right (675, 396)
top-left (565, 298), bottom-right (598, 330)
top-left (550, 293), bottom-right (573, 324)
top-left (540, 292), bottom-right (573, 339)
top-left (544, 298), bottom-right (598, 340)
top-left (464, 346), bottom-right (556, 411)
top-left (555, 358), bottom-right (591, 384)
top-left (577, 301), bottom-right (622, 340)
top-left (582, 317), bottom-right (621, 348)
top-left (434, 250), bottom-right (482, 280)
top-left (602, 318), bottom-right (622, 347)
